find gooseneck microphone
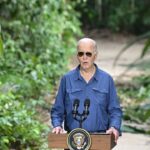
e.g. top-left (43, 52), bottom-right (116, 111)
top-left (84, 99), bottom-right (90, 116)
top-left (72, 99), bottom-right (80, 118)
top-left (72, 98), bottom-right (90, 128)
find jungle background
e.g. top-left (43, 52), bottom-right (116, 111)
top-left (0, 0), bottom-right (150, 149)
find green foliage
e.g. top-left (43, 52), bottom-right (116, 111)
top-left (124, 104), bottom-right (150, 123)
top-left (75, 0), bottom-right (100, 28)
top-left (0, 0), bottom-right (81, 92)
top-left (0, 92), bottom-right (48, 149)
top-left (118, 75), bottom-right (150, 102)
top-left (0, 0), bottom-right (81, 149)
top-left (0, 26), bottom-right (3, 55)
top-left (0, 35), bottom-right (3, 56)
top-left (75, 0), bottom-right (150, 34)
top-left (118, 75), bottom-right (150, 134)
top-left (107, 0), bottom-right (136, 32)
top-left (0, 0), bottom-right (81, 99)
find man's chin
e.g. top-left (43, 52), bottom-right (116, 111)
top-left (81, 66), bottom-right (90, 70)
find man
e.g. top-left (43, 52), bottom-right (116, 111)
top-left (51, 38), bottom-right (122, 143)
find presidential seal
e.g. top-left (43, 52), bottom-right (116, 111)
top-left (67, 128), bottom-right (91, 150)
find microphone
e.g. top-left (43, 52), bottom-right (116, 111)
top-left (72, 99), bottom-right (80, 118)
top-left (84, 99), bottom-right (90, 116)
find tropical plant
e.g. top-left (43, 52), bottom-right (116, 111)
top-left (0, 92), bottom-right (48, 149)
top-left (114, 31), bottom-right (150, 66)
top-left (0, 0), bottom-right (81, 93)
top-left (0, 30), bottom-right (3, 55)
top-left (118, 75), bottom-right (150, 134)
top-left (75, 0), bottom-right (150, 34)
top-left (0, 0), bottom-right (82, 149)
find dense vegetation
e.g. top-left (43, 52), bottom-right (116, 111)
top-left (75, 0), bottom-right (150, 34)
top-left (0, 0), bottom-right (81, 149)
top-left (118, 75), bottom-right (150, 134)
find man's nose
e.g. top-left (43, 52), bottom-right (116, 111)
top-left (83, 54), bottom-right (88, 59)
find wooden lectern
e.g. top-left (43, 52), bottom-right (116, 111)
top-left (48, 133), bottom-right (116, 150)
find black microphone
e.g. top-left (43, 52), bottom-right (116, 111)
top-left (72, 99), bottom-right (80, 118)
top-left (84, 99), bottom-right (90, 116)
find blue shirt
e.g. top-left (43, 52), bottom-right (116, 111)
top-left (51, 64), bottom-right (122, 133)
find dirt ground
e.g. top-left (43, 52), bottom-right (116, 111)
top-left (114, 132), bottom-right (150, 150)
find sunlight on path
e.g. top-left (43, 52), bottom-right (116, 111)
top-left (114, 133), bottom-right (150, 150)
top-left (95, 38), bottom-right (150, 81)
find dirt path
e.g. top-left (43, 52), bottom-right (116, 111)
top-left (114, 132), bottom-right (150, 150)
top-left (95, 36), bottom-right (150, 80)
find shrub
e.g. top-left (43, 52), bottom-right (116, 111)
top-left (118, 75), bottom-right (150, 134)
top-left (0, 0), bottom-right (82, 149)
top-left (0, 0), bottom-right (81, 97)
top-left (75, 0), bottom-right (150, 34)
top-left (0, 92), bottom-right (47, 149)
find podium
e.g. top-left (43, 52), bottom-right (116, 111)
top-left (48, 133), bottom-right (116, 150)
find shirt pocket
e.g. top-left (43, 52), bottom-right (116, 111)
top-left (66, 88), bottom-right (82, 104)
top-left (92, 88), bottom-right (108, 107)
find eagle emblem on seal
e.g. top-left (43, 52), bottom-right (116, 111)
top-left (73, 133), bottom-right (86, 149)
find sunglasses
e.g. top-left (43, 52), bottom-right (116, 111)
top-left (77, 51), bottom-right (93, 57)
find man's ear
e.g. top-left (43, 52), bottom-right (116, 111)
top-left (94, 53), bottom-right (98, 60)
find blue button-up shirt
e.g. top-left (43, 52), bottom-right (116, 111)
top-left (51, 64), bottom-right (122, 132)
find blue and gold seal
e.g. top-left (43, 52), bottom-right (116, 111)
top-left (67, 128), bottom-right (91, 150)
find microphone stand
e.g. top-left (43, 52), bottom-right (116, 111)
top-left (73, 109), bottom-right (89, 128)
top-left (72, 99), bottom-right (90, 128)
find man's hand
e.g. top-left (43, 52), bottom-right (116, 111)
top-left (52, 126), bottom-right (64, 134)
top-left (106, 127), bottom-right (119, 144)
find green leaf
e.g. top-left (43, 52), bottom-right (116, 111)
top-left (141, 39), bottom-right (150, 58)
top-left (2, 137), bottom-right (9, 144)
top-left (114, 31), bottom-right (150, 66)
top-left (0, 35), bottom-right (3, 56)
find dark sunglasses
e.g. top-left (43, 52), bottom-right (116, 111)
top-left (77, 51), bottom-right (93, 57)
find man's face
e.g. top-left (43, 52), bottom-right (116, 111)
top-left (77, 42), bottom-right (97, 70)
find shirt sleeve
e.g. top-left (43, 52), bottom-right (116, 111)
top-left (108, 76), bottom-right (122, 132)
top-left (51, 76), bottom-right (66, 128)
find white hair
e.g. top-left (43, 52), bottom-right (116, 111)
top-left (77, 38), bottom-right (97, 54)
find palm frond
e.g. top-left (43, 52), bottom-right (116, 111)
top-left (0, 35), bottom-right (3, 56)
top-left (113, 32), bottom-right (150, 66)
top-left (115, 57), bottom-right (140, 81)
top-left (141, 39), bottom-right (150, 58)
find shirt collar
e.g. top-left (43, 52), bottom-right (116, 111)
top-left (74, 64), bottom-right (99, 81)
top-left (93, 64), bottom-right (99, 81)
top-left (74, 65), bottom-right (82, 81)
